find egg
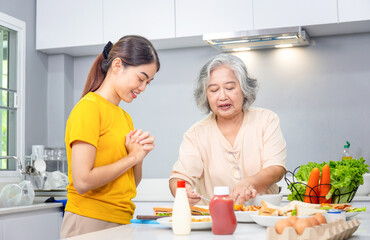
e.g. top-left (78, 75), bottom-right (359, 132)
top-left (313, 214), bottom-right (327, 224)
top-left (287, 216), bottom-right (298, 225)
top-left (293, 218), bottom-right (313, 235)
top-left (307, 217), bottom-right (320, 226)
top-left (275, 218), bottom-right (293, 234)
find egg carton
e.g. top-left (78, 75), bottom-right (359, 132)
top-left (266, 218), bottom-right (360, 240)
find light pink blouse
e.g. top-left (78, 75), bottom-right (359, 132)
top-left (170, 107), bottom-right (287, 203)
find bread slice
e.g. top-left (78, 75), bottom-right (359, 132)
top-left (153, 206), bottom-right (173, 216)
top-left (296, 205), bottom-right (327, 216)
top-left (261, 200), bottom-right (281, 210)
top-left (278, 200), bottom-right (320, 216)
top-left (190, 206), bottom-right (210, 215)
top-left (259, 207), bottom-right (279, 216)
top-left (259, 200), bottom-right (280, 216)
top-left (153, 206), bottom-right (210, 216)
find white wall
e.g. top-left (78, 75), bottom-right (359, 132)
top-left (71, 33), bottom-right (370, 178)
top-left (47, 54), bottom-right (74, 147)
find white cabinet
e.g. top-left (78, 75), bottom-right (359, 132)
top-left (1, 207), bottom-right (63, 240)
top-left (36, 0), bottom-right (103, 49)
top-left (103, 0), bottom-right (175, 42)
top-left (338, 0), bottom-right (370, 22)
top-left (35, 0), bottom-right (370, 55)
top-left (175, 0), bottom-right (253, 37)
top-left (254, 0), bottom-right (338, 30)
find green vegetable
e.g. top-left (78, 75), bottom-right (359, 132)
top-left (157, 213), bottom-right (171, 216)
top-left (347, 207), bottom-right (366, 212)
top-left (287, 158), bottom-right (369, 203)
top-left (320, 206), bottom-right (332, 210)
top-left (291, 209), bottom-right (297, 216)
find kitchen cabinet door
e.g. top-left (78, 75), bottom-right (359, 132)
top-left (103, 0), bottom-right (175, 43)
top-left (2, 211), bottom-right (62, 240)
top-left (254, 0), bottom-right (338, 30)
top-left (175, 0), bottom-right (253, 38)
top-left (338, 0), bottom-right (370, 22)
top-left (36, 0), bottom-right (104, 50)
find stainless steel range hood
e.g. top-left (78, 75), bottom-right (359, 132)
top-left (203, 26), bottom-right (310, 52)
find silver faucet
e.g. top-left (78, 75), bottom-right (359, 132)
top-left (0, 156), bottom-right (26, 175)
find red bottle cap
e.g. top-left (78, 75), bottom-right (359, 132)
top-left (177, 180), bottom-right (186, 188)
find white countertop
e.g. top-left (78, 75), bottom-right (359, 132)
top-left (0, 202), bottom-right (63, 215)
top-left (63, 211), bottom-right (370, 240)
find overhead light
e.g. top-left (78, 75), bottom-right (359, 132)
top-left (203, 27), bottom-right (310, 52)
top-left (275, 44), bottom-right (294, 48)
top-left (232, 47), bottom-right (251, 52)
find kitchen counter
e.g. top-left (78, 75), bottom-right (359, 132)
top-left (0, 202), bottom-right (63, 215)
top-left (63, 211), bottom-right (370, 240)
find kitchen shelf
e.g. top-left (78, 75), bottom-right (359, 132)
top-left (25, 158), bottom-right (68, 174)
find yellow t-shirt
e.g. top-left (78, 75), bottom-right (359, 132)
top-left (64, 92), bottom-right (136, 224)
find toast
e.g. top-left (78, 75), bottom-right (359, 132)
top-left (296, 205), bottom-right (327, 216)
top-left (259, 200), bottom-right (324, 216)
top-left (153, 206), bottom-right (173, 216)
top-left (279, 200), bottom-right (320, 216)
top-left (190, 206), bottom-right (210, 215)
top-left (259, 200), bottom-right (280, 216)
top-left (153, 205), bottom-right (210, 216)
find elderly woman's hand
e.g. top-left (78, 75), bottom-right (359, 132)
top-left (231, 180), bottom-right (257, 205)
top-left (185, 183), bottom-right (201, 206)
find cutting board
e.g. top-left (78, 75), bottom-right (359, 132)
top-left (136, 215), bottom-right (168, 220)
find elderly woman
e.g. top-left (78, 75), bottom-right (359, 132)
top-left (169, 54), bottom-right (287, 205)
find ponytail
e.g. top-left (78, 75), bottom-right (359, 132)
top-left (81, 53), bottom-right (106, 98)
top-left (81, 35), bottom-right (160, 98)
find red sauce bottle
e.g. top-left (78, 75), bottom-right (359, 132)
top-left (209, 186), bottom-right (237, 235)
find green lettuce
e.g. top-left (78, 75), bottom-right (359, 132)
top-left (347, 207), bottom-right (366, 212)
top-left (291, 209), bottom-right (297, 216)
top-left (287, 158), bottom-right (369, 203)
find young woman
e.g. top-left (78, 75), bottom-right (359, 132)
top-left (60, 35), bottom-right (160, 238)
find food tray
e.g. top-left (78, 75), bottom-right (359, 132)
top-left (266, 218), bottom-right (360, 240)
top-left (285, 167), bottom-right (359, 204)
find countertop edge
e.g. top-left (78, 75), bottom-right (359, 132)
top-left (0, 202), bottom-right (63, 215)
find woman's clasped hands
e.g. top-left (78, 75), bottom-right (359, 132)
top-left (125, 129), bottom-right (155, 162)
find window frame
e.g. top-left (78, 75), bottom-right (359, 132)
top-left (0, 12), bottom-right (26, 179)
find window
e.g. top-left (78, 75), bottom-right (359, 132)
top-left (1, 27), bottom-right (16, 170)
top-left (0, 12), bottom-right (25, 178)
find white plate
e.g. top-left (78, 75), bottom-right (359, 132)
top-left (156, 216), bottom-right (212, 230)
top-left (345, 212), bottom-right (360, 219)
top-left (249, 214), bottom-right (290, 227)
top-left (234, 211), bottom-right (257, 222)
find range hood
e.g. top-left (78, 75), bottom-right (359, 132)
top-left (203, 26), bottom-right (310, 52)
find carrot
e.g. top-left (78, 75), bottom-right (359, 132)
top-left (304, 167), bottom-right (320, 203)
top-left (319, 164), bottom-right (331, 204)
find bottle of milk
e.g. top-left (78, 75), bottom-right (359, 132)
top-left (172, 180), bottom-right (191, 235)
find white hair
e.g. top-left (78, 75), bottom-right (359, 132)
top-left (194, 54), bottom-right (258, 113)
